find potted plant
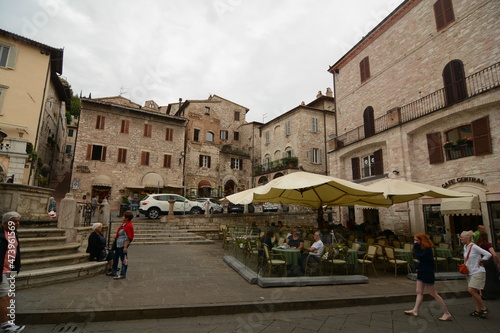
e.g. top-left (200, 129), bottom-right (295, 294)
top-left (442, 141), bottom-right (453, 149)
top-left (456, 137), bottom-right (468, 146)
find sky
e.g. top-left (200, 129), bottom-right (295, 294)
top-left (0, 0), bottom-right (404, 123)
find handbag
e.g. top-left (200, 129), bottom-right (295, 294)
top-left (458, 244), bottom-right (473, 275)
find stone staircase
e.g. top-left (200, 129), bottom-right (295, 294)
top-left (129, 221), bottom-right (215, 245)
top-left (16, 224), bottom-right (106, 290)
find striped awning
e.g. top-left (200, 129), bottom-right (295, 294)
top-left (92, 175), bottom-right (112, 187)
top-left (440, 195), bottom-right (481, 216)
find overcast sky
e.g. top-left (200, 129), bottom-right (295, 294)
top-left (1, 0), bottom-right (404, 123)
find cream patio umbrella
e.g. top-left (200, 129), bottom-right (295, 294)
top-left (224, 171), bottom-right (387, 209)
top-left (364, 178), bottom-right (473, 203)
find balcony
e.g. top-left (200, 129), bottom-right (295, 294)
top-left (332, 62), bottom-right (500, 149)
top-left (254, 157), bottom-right (298, 176)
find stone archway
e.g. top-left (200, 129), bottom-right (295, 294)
top-left (224, 179), bottom-right (236, 196)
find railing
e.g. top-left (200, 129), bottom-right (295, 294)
top-left (333, 62), bottom-right (500, 149)
top-left (254, 158), bottom-right (299, 176)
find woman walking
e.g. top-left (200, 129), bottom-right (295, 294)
top-left (476, 231), bottom-right (500, 300)
top-left (460, 230), bottom-right (492, 318)
top-left (110, 211), bottom-right (134, 279)
top-left (404, 233), bottom-right (452, 321)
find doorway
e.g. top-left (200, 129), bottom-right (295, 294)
top-left (449, 215), bottom-right (483, 244)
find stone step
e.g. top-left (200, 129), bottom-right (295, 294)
top-left (132, 239), bottom-right (215, 245)
top-left (21, 252), bottom-right (90, 270)
top-left (16, 261), bottom-right (107, 290)
top-left (20, 219), bottom-right (58, 228)
top-left (19, 236), bottom-right (68, 247)
top-left (133, 232), bottom-right (197, 237)
top-left (18, 228), bottom-right (66, 238)
top-left (22, 243), bottom-right (81, 259)
top-left (133, 236), bottom-right (206, 242)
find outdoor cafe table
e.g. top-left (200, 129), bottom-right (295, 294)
top-left (347, 249), bottom-right (359, 273)
top-left (273, 247), bottom-right (301, 266)
top-left (395, 248), bottom-right (415, 270)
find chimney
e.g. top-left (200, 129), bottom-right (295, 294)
top-left (326, 87), bottom-right (333, 97)
top-left (316, 90), bottom-right (323, 98)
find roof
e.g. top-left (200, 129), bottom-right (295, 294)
top-left (0, 28), bottom-right (64, 74)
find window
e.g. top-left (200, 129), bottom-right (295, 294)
top-left (351, 149), bottom-right (383, 180)
top-left (120, 120), bottom-right (130, 134)
top-left (141, 151), bottom-right (150, 166)
top-left (193, 129), bottom-right (200, 142)
top-left (309, 148), bottom-right (323, 164)
top-left (285, 120), bottom-right (291, 136)
top-left (363, 107), bottom-right (375, 138)
top-left (165, 128), bottom-right (173, 141)
top-left (233, 131), bottom-right (239, 141)
top-left (86, 144), bottom-right (106, 161)
top-left (443, 60), bottom-right (467, 105)
top-left (220, 130), bottom-right (228, 140)
top-left (65, 145), bottom-right (72, 154)
top-left (199, 155), bottom-right (211, 168)
top-left (0, 86), bottom-right (6, 115)
top-left (426, 116), bottom-right (492, 163)
top-left (360, 56), bottom-right (370, 82)
top-left (206, 131), bottom-right (214, 142)
top-left (68, 129), bottom-right (74, 137)
top-left (117, 148), bottom-right (127, 163)
top-left (234, 111), bottom-right (240, 121)
top-left (231, 158), bottom-right (243, 170)
top-left (311, 118), bottom-right (318, 133)
top-left (163, 154), bottom-right (172, 168)
top-left (143, 124), bottom-right (152, 137)
top-left (96, 115), bottom-right (105, 130)
top-left (205, 106), bottom-right (210, 115)
top-left (434, 0), bottom-right (455, 31)
top-left (263, 156), bottom-right (271, 170)
top-left (265, 131), bottom-right (270, 144)
top-left (0, 44), bottom-right (16, 69)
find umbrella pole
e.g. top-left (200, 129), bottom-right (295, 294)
top-left (317, 206), bottom-right (325, 230)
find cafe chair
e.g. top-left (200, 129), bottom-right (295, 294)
top-left (392, 240), bottom-right (401, 249)
top-left (384, 246), bottom-right (410, 277)
top-left (375, 245), bottom-right (387, 268)
top-left (263, 244), bottom-right (287, 277)
top-left (304, 253), bottom-right (323, 276)
top-left (403, 243), bottom-right (412, 252)
top-left (432, 247), bottom-right (449, 272)
top-left (438, 242), bottom-right (450, 249)
top-left (358, 245), bottom-right (378, 276)
top-left (303, 239), bottom-right (312, 249)
top-left (323, 248), bottom-right (348, 275)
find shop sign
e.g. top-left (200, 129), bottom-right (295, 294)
top-left (442, 177), bottom-right (486, 188)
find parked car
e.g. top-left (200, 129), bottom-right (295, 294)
top-left (139, 194), bottom-right (204, 219)
top-left (262, 202), bottom-right (289, 212)
top-left (195, 198), bottom-right (223, 214)
top-left (227, 202), bottom-right (255, 213)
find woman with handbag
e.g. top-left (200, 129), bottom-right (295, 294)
top-left (459, 230), bottom-right (492, 319)
top-left (110, 211), bottom-right (134, 279)
top-left (404, 233), bottom-right (452, 321)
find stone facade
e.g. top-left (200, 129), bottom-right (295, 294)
top-left (72, 96), bottom-right (187, 210)
top-left (328, 0), bottom-right (500, 242)
top-left (255, 90), bottom-right (335, 184)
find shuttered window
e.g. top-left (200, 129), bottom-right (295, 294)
top-left (363, 107), bottom-right (375, 138)
top-left (120, 120), bottom-right (130, 134)
top-left (427, 132), bottom-right (444, 164)
top-left (96, 115), bottom-right (105, 130)
top-left (143, 124), bottom-right (152, 138)
top-left (360, 56), bottom-right (370, 83)
top-left (434, 0), bottom-right (455, 31)
top-left (117, 148), bottom-right (127, 163)
top-left (231, 158), bottom-right (243, 170)
top-left (0, 44), bottom-right (17, 69)
top-left (472, 116), bottom-right (492, 156)
top-left (86, 144), bottom-right (106, 161)
top-left (141, 151), bottom-right (150, 166)
top-left (165, 128), bottom-right (173, 141)
top-left (373, 149), bottom-right (383, 175)
top-left (163, 154), bottom-right (172, 168)
top-left (199, 155), bottom-right (211, 168)
top-left (351, 157), bottom-right (360, 180)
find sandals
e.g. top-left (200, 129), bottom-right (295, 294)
top-left (404, 311), bottom-right (418, 317)
top-left (470, 310), bottom-right (488, 319)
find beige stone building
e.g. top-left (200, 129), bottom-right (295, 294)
top-left (0, 29), bottom-right (69, 186)
top-left (167, 95), bottom-right (255, 197)
top-left (327, 0), bottom-right (500, 245)
top-left (72, 96), bottom-right (187, 209)
top-left (254, 90), bottom-right (335, 185)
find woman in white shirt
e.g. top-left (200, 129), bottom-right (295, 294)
top-left (460, 230), bottom-right (492, 319)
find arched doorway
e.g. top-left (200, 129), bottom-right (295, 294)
top-left (224, 180), bottom-right (236, 196)
top-left (198, 180), bottom-right (211, 197)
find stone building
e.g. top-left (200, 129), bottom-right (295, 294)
top-left (168, 95), bottom-right (255, 197)
top-left (327, 0), bottom-right (499, 244)
top-left (72, 96), bottom-right (187, 209)
top-left (0, 28), bottom-right (69, 186)
top-left (254, 89), bottom-right (335, 184)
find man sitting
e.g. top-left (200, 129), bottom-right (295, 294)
top-left (299, 231), bottom-right (324, 274)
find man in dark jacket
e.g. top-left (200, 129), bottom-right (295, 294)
top-left (0, 212), bottom-right (25, 332)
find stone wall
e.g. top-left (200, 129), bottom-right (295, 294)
top-left (0, 183), bottom-right (53, 219)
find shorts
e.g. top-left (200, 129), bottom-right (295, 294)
top-left (467, 272), bottom-right (486, 290)
top-left (417, 270), bottom-right (435, 285)
top-left (0, 273), bottom-right (15, 297)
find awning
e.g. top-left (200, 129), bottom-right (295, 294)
top-left (92, 175), bottom-right (112, 187)
top-left (142, 173), bottom-right (164, 188)
top-left (198, 180), bottom-right (211, 188)
top-left (440, 196), bottom-right (481, 216)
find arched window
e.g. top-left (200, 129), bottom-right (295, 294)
top-left (206, 131), bottom-right (214, 142)
top-left (363, 107), bottom-right (375, 138)
top-left (443, 60), bottom-right (467, 106)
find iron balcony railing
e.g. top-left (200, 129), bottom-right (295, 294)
top-left (333, 62), bottom-right (500, 148)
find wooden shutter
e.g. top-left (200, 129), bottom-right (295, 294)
top-left (207, 156), bottom-right (211, 168)
top-left (360, 57), bottom-right (370, 82)
top-left (427, 132), bottom-right (444, 164)
top-left (239, 159), bottom-right (243, 170)
top-left (373, 149), bottom-right (383, 175)
top-left (472, 116), bottom-right (492, 156)
top-left (363, 107), bottom-right (375, 138)
top-left (144, 124), bottom-right (152, 137)
top-left (6, 46), bottom-right (17, 69)
top-left (434, 0), bottom-right (455, 31)
top-left (164, 155), bottom-right (171, 168)
top-left (199, 155), bottom-right (203, 167)
top-left (165, 128), bottom-right (173, 141)
top-left (101, 146), bottom-right (107, 161)
top-left (121, 120), bottom-right (129, 134)
top-left (351, 157), bottom-right (360, 180)
top-left (86, 144), bottom-right (92, 159)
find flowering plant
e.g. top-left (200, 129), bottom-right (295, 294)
top-left (442, 141), bottom-right (453, 148)
top-left (329, 242), bottom-right (349, 258)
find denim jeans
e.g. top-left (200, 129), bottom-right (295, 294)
top-left (112, 247), bottom-right (128, 277)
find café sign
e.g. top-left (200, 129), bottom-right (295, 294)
top-left (442, 177), bottom-right (485, 188)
